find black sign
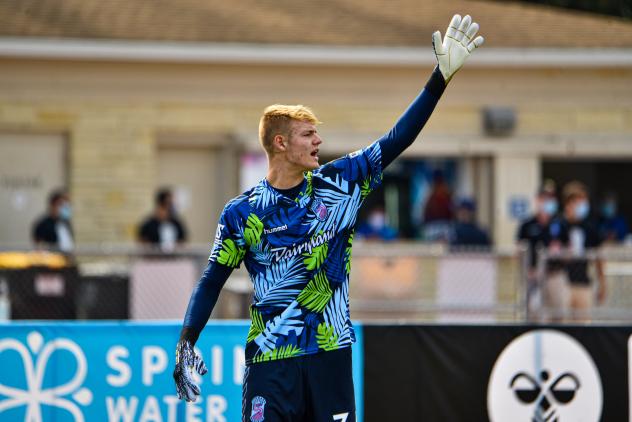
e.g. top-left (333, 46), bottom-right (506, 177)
top-left (363, 325), bottom-right (630, 421)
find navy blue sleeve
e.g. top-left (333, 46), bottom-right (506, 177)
top-left (179, 261), bottom-right (233, 345)
top-left (379, 66), bottom-right (446, 168)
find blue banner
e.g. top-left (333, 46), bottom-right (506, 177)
top-left (0, 321), bottom-right (363, 422)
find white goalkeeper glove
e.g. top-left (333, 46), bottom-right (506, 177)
top-left (173, 340), bottom-right (207, 402)
top-left (432, 14), bottom-right (484, 83)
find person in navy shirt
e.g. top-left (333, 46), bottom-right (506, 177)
top-left (598, 192), bottom-right (629, 244)
top-left (545, 181), bottom-right (605, 321)
top-left (174, 14), bottom-right (485, 421)
top-left (356, 203), bottom-right (398, 241)
top-left (450, 197), bottom-right (491, 248)
top-left (517, 182), bottom-right (559, 271)
top-left (516, 182), bottom-right (559, 319)
top-left (32, 189), bottom-right (74, 253)
top-left (137, 188), bottom-right (188, 252)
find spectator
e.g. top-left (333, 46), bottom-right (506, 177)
top-left (32, 189), bottom-right (74, 252)
top-left (598, 192), bottom-right (628, 243)
top-left (138, 188), bottom-right (188, 252)
top-left (450, 197), bottom-right (490, 248)
top-left (546, 181), bottom-right (605, 321)
top-left (517, 181), bottom-right (558, 271)
top-left (516, 181), bottom-right (559, 319)
top-left (357, 203), bottom-right (398, 241)
top-left (422, 169), bottom-right (453, 241)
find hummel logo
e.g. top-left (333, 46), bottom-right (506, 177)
top-left (264, 225), bottom-right (288, 234)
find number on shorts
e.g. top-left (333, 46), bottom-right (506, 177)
top-left (333, 413), bottom-right (349, 422)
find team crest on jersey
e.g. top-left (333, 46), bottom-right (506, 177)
top-left (250, 396), bottom-right (266, 421)
top-left (311, 198), bottom-right (328, 221)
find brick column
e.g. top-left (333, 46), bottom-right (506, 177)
top-left (71, 108), bottom-right (155, 243)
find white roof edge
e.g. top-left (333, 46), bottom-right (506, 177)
top-left (0, 37), bottom-right (631, 67)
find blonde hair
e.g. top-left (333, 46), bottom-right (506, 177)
top-left (258, 104), bottom-right (320, 154)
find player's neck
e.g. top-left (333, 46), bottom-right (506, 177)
top-left (266, 165), bottom-right (305, 189)
top-left (266, 153), bottom-right (309, 188)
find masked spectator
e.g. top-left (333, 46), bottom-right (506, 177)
top-left (357, 203), bottom-right (398, 241)
top-left (32, 189), bottom-right (74, 252)
top-left (598, 192), bottom-right (628, 243)
top-left (545, 181), bottom-right (605, 321)
top-left (517, 181), bottom-right (559, 273)
top-left (450, 197), bottom-right (490, 248)
top-left (138, 188), bottom-right (188, 252)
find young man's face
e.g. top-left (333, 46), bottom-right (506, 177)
top-left (284, 120), bottom-right (322, 171)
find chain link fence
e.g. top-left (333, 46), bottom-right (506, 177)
top-left (0, 248), bottom-right (210, 321)
top-left (528, 246), bottom-right (632, 322)
top-left (1, 244), bottom-right (631, 323)
top-left (349, 242), bottom-right (523, 322)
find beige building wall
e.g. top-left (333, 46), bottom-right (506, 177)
top-left (0, 59), bottom-right (631, 246)
top-left (0, 133), bottom-right (66, 246)
top-left (155, 135), bottom-right (240, 244)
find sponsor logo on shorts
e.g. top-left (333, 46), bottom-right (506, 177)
top-left (250, 396), bottom-right (266, 421)
top-left (333, 412), bottom-right (349, 421)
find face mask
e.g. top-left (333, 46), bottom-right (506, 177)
top-left (541, 199), bottom-right (558, 216)
top-left (574, 200), bottom-right (589, 220)
top-left (368, 212), bottom-right (386, 230)
top-left (59, 203), bottom-right (72, 220)
top-left (601, 202), bottom-right (616, 218)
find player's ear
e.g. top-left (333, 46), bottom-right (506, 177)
top-left (272, 134), bottom-right (287, 153)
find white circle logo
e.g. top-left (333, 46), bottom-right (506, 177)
top-left (487, 330), bottom-right (602, 422)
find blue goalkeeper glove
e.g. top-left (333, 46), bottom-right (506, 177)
top-left (173, 339), bottom-right (208, 402)
top-left (432, 14), bottom-right (484, 83)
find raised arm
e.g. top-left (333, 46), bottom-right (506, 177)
top-left (379, 14), bottom-right (484, 168)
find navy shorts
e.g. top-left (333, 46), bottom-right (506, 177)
top-left (242, 347), bottom-right (355, 422)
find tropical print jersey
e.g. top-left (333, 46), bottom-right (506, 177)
top-left (209, 141), bottom-right (382, 365)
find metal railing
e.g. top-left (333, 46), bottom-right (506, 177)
top-left (348, 242), bottom-right (523, 322)
top-left (1, 243), bottom-right (631, 323)
top-left (530, 246), bottom-right (632, 323)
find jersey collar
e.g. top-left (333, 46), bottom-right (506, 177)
top-left (249, 172), bottom-right (313, 209)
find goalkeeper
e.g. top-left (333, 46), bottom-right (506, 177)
top-left (174, 14), bottom-right (484, 422)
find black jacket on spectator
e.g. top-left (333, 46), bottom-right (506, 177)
top-left (550, 218), bottom-right (603, 285)
top-left (138, 217), bottom-right (187, 245)
top-left (517, 216), bottom-right (553, 269)
top-left (451, 222), bottom-right (490, 248)
top-left (32, 216), bottom-right (73, 248)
